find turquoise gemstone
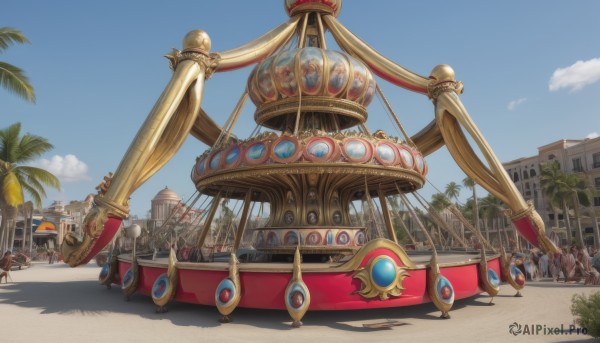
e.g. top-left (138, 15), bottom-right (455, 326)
top-left (372, 258), bottom-right (396, 287)
top-left (122, 269), bottom-right (133, 287)
top-left (210, 152), bottom-right (222, 169)
top-left (246, 143), bottom-right (266, 160)
top-left (216, 279), bottom-right (236, 305)
top-left (488, 269), bottom-right (500, 287)
top-left (225, 146), bottom-right (240, 165)
top-left (99, 264), bottom-right (109, 279)
top-left (274, 139), bottom-right (296, 159)
top-left (197, 159), bottom-right (206, 174)
top-left (152, 274), bottom-right (168, 298)
top-left (309, 142), bottom-right (329, 158)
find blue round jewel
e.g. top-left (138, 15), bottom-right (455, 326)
top-left (197, 159), bottom-right (206, 174)
top-left (274, 139), bottom-right (296, 159)
top-left (152, 274), bottom-right (169, 298)
top-left (210, 151), bottom-right (222, 170)
top-left (377, 144), bottom-right (395, 161)
top-left (371, 258), bottom-right (396, 288)
top-left (246, 143), bottom-right (266, 160)
top-left (436, 276), bottom-right (454, 301)
top-left (488, 269), bottom-right (500, 287)
top-left (326, 230), bottom-right (333, 245)
top-left (122, 268), bottom-right (133, 288)
top-left (99, 263), bottom-right (109, 280)
top-left (308, 142), bottom-right (329, 158)
top-left (225, 146), bottom-right (240, 165)
top-left (346, 140), bottom-right (366, 159)
top-left (287, 283), bottom-right (307, 310)
top-left (216, 278), bottom-right (236, 305)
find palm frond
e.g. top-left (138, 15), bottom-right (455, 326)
top-left (19, 181), bottom-right (43, 208)
top-left (1, 171), bottom-right (24, 206)
top-left (0, 122), bottom-right (22, 163)
top-left (0, 27), bottom-right (31, 51)
top-left (0, 62), bottom-right (35, 103)
top-left (16, 166), bottom-right (61, 191)
top-left (15, 167), bottom-right (47, 198)
top-left (462, 176), bottom-right (476, 188)
top-left (16, 133), bottom-right (54, 162)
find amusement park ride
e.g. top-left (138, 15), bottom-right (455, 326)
top-left (62, 0), bottom-right (558, 326)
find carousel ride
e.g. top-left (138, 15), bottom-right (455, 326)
top-left (62, 0), bottom-right (558, 326)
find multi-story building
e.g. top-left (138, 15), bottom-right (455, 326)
top-left (503, 137), bottom-right (600, 247)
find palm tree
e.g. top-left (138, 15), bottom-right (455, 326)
top-left (479, 194), bottom-right (506, 248)
top-left (427, 193), bottom-right (452, 247)
top-left (563, 173), bottom-right (594, 246)
top-left (386, 196), bottom-right (409, 244)
top-left (444, 181), bottom-right (462, 204)
top-left (430, 193), bottom-right (451, 212)
top-left (0, 123), bottom-right (60, 252)
top-left (462, 177), bottom-right (481, 233)
top-left (540, 161), bottom-right (593, 245)
top-left (540, 161), bottom-right (566, 231)
top-left (0, 27), bottom-right (35, 102)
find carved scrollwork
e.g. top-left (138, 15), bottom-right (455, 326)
top-left (427, 80), bottom-right (464, 101)
top-left (95, 172), bottom-right (113, 196)
top-left (165, 48), bottom-right (214, 74)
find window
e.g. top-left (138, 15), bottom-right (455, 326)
top-left (530, 169), bottom-right (537, 177)
top-left (585, 227), bottom-right (594, 234)
top-left (572, 157), bottom-right (583, 172)
top-left (595, 177), bottom-right (600, 189)
top-left (594, 152), bottom-right (600, 168)
top-left (523, 170), bottom-right (529, 179)
top-left (595, 197), bottom-right (600, 207)
top-left (548, 154), bottom-right (556, 160)
top-left (513, 172), bottom-right (519, 182)
top-left (585, 236), bottom-right (595, 247)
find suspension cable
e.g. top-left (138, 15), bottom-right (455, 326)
top-left (375, 84), bottom-right (415, 147)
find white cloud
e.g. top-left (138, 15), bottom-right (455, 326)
top-left (549, 57), bottom-right (600, 92)
top-left (586, 132), bottom-right (599, 139)
top-left (33, 154), bottom-right (91, 182)
top-left (507, 98), bottom-right (527, 111)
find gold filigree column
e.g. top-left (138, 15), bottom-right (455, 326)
top-left (108, 30), bottom-right (213, 210)
top-left (62, 30), bottom-right (214, 267)
top-left (427, 64), bottom-right (558, 253)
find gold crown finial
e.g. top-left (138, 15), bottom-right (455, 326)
top-left (183, 30), bottom-right (211, 52)
top-left (429, 64), bottom-right (455, 82)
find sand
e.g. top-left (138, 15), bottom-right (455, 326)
top-left (0, 262), bottom-right (598, 343)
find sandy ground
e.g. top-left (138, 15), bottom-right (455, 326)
top-left (0, 262), bottom-right (598, 343)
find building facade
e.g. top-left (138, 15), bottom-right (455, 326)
top-left (503, 137), bottom-right (600, 247)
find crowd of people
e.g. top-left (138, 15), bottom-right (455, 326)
top-left (516, 245), bottom-right (600, 285)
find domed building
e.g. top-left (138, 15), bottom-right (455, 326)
top-left (151, 187), bottom-right (182, 226)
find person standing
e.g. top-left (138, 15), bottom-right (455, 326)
top-left (0, 251), bottom-right (12, 283)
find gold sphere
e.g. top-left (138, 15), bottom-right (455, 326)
top-left (429, 64), bottom-right (455, 82)
top-left (183, 30), bottom-right (211, 52)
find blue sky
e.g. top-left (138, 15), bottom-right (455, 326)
top-left (2, 1), bottom-right (599, 217)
